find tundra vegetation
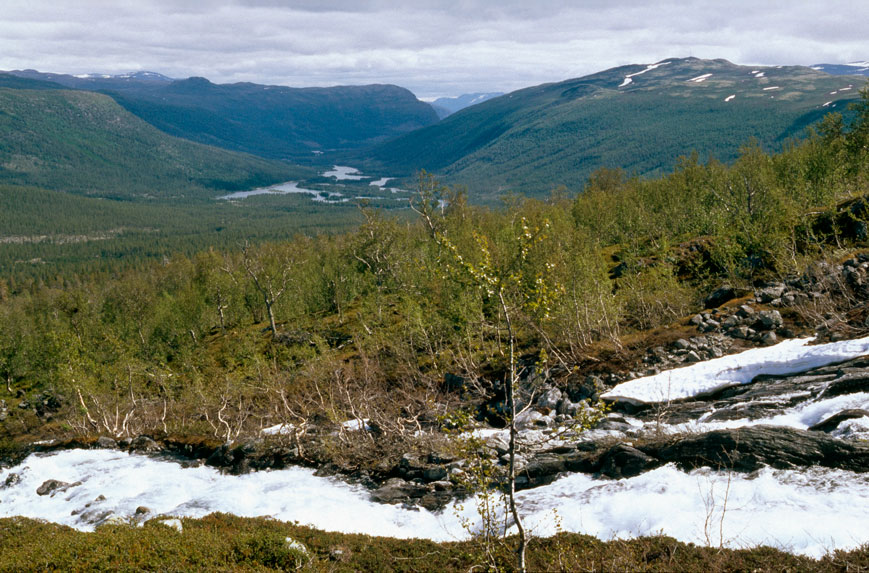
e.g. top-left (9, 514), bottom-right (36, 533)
top-left (1, 88), bottom-right (869, 570)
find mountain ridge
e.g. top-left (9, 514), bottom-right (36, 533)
top-left (361, 57), bottom-right (867, 200)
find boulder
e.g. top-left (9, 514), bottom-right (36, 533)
top-left (537, 387), bottom-right (563, 410)
top-left (37, 479), bottom-right (81, 496)
top-left (370, 478), bottom-right (427, 504)
top-left (808, 409), bottom-right (869, 433)
top-left (653, 426), bottom-right (869, 473)
top-left (96, 436), bottom-right (118, 449)
top-left (756, 284), bottom-right (786, 303)
top-left (129, 436), bottom-right (161, 454)
top-left (2, 473), bottom-right (21, 488)
top-left (704, 286), bottom-right (736, 309)
top-left (599, 444), bottom-right (659, 478)
top-left (753, 310), bottom-right (783, 331)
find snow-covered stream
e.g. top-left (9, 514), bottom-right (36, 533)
top-left (2, 449), bottom-right (869, 557)
top-left (3, 336), bottom-right (869, 557)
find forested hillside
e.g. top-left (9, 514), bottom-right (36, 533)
top-left (0, 86), bottom-right (306, 198)
top-left (363, 58), bottom-right (866, 200)
top-left (4, 70), bottom-right (440, 160)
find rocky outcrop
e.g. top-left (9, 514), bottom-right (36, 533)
top-left (649, 425), bottom-right (869, 473)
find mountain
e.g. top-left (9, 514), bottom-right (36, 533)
top-left (429, 92), bottom-right (505, 118)
top-left (811, 62), bottom-right (869, 77)
top-left (362, 58), bottom-right (866, 200)
top-left (4, 69), bottom-right (439, 160)
top-left (0, 84), bottom-right (307, 199)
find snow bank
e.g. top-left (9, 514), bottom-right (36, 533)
top-left (3, 450), bottom-right (869, 556)
top-left (618, 61), bottom-right (670, 87)
top-left (600, 336), bottom-right (869, 405)
top-left (687, 73), bottom-right (712, 83)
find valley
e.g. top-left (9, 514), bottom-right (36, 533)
top-left (2, 53), bottom-right (869, 570)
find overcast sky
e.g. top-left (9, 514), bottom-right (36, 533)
top-left (1, 1), bottom-right (867, 98)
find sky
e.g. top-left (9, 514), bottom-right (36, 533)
top-left (1, 1), bottom-right (867, 99)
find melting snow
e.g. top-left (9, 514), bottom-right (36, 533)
top-left (763, 86), bottom-right (781, 91)
top-left (687, 73), bottom-right (712, 83)
top-left (601, 336), bottom-right (869, 405)
top-left (724, 94), bottom-right (736, 102)
top-left (618, 61), bottom-right (670, 88)
top-left (823, 101), bottom-right (834, 107)
top-left (6, 331), bottom-right (869, 556)
top-left (2, 450), bottom-right (869, 556)
top-left (754, 71), bottom-right (765, 78)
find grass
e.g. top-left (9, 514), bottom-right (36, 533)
top-left (0, 513), bottom-right (865, 571)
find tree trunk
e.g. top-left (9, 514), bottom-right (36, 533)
top-left (500, 290), bottom-right (527, 573)
top-left (265, 298), bottom-right (278, 336)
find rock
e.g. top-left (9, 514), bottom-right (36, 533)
top-left (701, 319), bottom-right (721, 333)
top-left (722, 315), bottom-right (741, 329)
top-left (96, 436), bottom-right (117, 449)
top-left (97, 515), bottom-right (129, 528)
top-left (423, 466), bottom-right (448, 482)
top-left (730, 326), bottom-right (753, 339)
top-left (135, 506), bottom-right (151, 516)
top-left (808, 409), bottom-right (869, 433)
top-left (515, 409), bottom-right (553, 429)
top-left (537, 387), bottom-right (563, 410)
top-left (484, 433), bottom-right (510, 455)
top-left (37, 479), bottom-right (81, 496)
top-left (370, 478), bottom-right (427, 504)
top-left (757, 284), bottom-right (786, 303)
top-left (129, 436), bottom-right (160, 454)
top-left (653, 426), bottom-right (869, 473)
top-left (599, 444), bottom-right (659, 479)
top-left (704, 286), bottom-right (736, 309)
top-left (673, 339), bottom-right (691, 350)
top-left (2, 473), bottom-right (21, 488)
top-left (523, 453), bottom-right (568, 479)
top-left (753, 310), bottom-right (783, 331)
top-left (685, 350), bottom-right (702, 363)
top-left (689, 314), bottom-right (704, 326)
top-left (759, 331), bottom-right (778, 346)
top-left (566, 375), bottom-right (604, 402)
top-left (736, 304), bottom-right (756, 318)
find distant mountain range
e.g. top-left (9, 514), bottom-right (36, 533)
top-left (811, 62), bottom-right (869, 77)
top-left (429, 93), bottom-right (505, 118)
top-left (2, 69), bottom-right (439, 161)
top-left (2, 59), bottom-right (866, 204)
top-left (361, 58), bottom-right (867, 200)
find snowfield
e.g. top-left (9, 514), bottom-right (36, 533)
top-left (2, 449), bottom-right (869, 557)
top-left (600, 336), bottom-right (869, 405)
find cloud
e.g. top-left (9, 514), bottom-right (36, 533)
top-left (0, 1), bottom-right (866, 97)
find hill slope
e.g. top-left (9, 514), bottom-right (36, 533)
top-left (364, 58), bottom-right (865, 199)
top-left (0, 86), bottom-right (307, 198)
top-left (5, 70), bottom-right (440, 160)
